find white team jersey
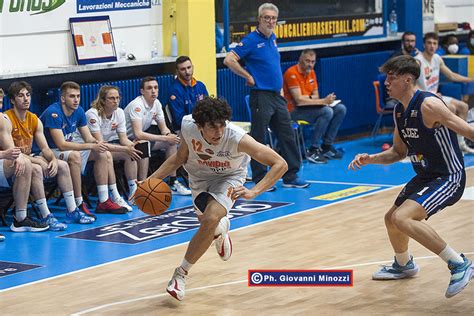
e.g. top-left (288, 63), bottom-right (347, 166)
top-left (86, 107), bottom-right (126, 142)
top-left (415, 53), bottom-right (442, 93)
top-left (124, 96), bottom-right (165, 138)
top-left (181, 115), bottom-right (250, 182)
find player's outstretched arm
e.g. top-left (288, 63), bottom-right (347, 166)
top-left (234, 134), bottom-right (287, 199)
top-left (348, 128), bottom-right (407, 171)
top-left (148, 137), bottom-right (189, 181)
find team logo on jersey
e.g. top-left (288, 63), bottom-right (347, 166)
top-left (257, 43), bottom-right (266, 48)
top-left (217, 151), bottom-right (232, 159)
top-left (89, 119), bottom-right (96, 124)
top-left (424, 66), bottom-right (432, 80)
top-left (170, 95), bottom-right (176, 100)
top-left (396, 112), bottom-right (402, 118)
top-left (205, 149), bottom-right (214, 155)
top-left (111, 123), bottom-right (118, 130)
top-left (409, 153), bottom-right (427, 168)
top-left (134, 107), bottom-right (141, 113)
top-left (410, 110), bottom-right (418, 117)
top-left (197, 153), bottom-right (212, 160)
top-left (238, 42), bottom-right (243, 46)
top-left (52, 113), bottom-right (58, 118)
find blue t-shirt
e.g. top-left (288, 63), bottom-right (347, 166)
top-left (40, 102), bottom-right (87, 149)
top-left (168, 78), bottom-right (208, 131)
top-left (231, 29), bottom-right (282, 92)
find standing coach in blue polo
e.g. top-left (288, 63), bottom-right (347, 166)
top-left (168, 56), bottom-right (208, 132)
top-left (224, 2), bottom-right (308, 190)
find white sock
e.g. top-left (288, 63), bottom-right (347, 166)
top-left (75, 196), bottom-right (83, 207)
top-left (395, 251), bottom-right (411, 266)
top-left (35, 198), bottom-right (51, 218)
top-left (108, 183), bottom-right (122, 201)
top-left (180, 259), bottom-right (193, 274)
top-left (128, 179), bottom-right (137, 197)
top-left (15, 209), bottom-right (27, 222)
top-left (439, 245), bottom-right (464, 264)
top-left (63, 191), bottom-right (77, 212)
top-left (97, 185), bottom-right (109, 203)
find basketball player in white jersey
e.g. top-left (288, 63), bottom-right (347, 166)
top-left (415, 32), bottom-right (474, 153)
top-left (147, 96), bottom-right (287, 301)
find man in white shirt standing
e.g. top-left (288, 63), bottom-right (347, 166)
top-left (124, 76), bottom-right (190, 195)
top-left (415, 32), bottom-right (474, 153)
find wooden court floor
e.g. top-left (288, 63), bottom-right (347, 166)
top-left (0, 169), bottom-right (472, 315)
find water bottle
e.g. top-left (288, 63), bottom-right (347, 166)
top-left (119, 41), bottom-right (127, 61)
top-left (389, 10), bottom-right (398, 36)
top-left (151, 40), bottom-right (159, 59)
top-left (171, 32), bottom-right (178, 57)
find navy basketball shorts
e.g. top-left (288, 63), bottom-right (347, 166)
top-left (394, 171), bottom-right (466, 219)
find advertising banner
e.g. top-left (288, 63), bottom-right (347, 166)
top-left (0, 0), bottom-right (161, 36)
top-left (230, 13), bottom-right (384, 45)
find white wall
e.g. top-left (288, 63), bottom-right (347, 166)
top-left (434, 0), bottom-right (474, 25)
top-left (0, 1), bottom-right (163, 74)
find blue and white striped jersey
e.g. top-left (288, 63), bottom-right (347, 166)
top-left (394, 90), bottom-right (464, 178)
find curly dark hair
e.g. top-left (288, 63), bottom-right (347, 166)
top-left (8, 81), bottom-right (32, 100)
top-left (192, 96), bottom-right (232, 127)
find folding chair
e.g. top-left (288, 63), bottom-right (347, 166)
top-left (371, 75), bottom-right (395, 138)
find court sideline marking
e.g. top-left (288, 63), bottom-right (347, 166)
top-left (72, 251), bottom-right (474, 315)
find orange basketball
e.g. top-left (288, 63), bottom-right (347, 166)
top-left (135, 178), bottom-right (172, 216)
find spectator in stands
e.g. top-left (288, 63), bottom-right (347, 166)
top-left (437, 34), bottom-right (459, 56)
top-left (124, 76), bottom-right (191, 195)
top-left (459, 30), bottom-right (474, 55)
top-left (40, 81), bottom-right (128, 217)
top-left (415, 32), bottom-right (474, 154)
top-left (223, 2), bottom-right (308, 190)
top-left (384, 32), bottom-right (421, 108)
top-left (283, 49), bottom-right (346, 164)
top-left (86, 85), bottom-right (141, 207)
top-left (7, 81), bottom-right (92, 229)
top-left (0, 98), bottom-right (46, 233)
top-left (168, 56), bottom-right (208, 132)
top-left (391, 31), bottom-right (420, 58)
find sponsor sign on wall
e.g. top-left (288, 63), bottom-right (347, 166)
top-left (0, 0), bottom-right (161, 36)
top-left (230, 14), bottom-right (384, 44)
top-left (76, 0), bottom-right (151, 13)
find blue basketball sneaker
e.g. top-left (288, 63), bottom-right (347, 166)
top-left (65, 209), bottom-right (95, 224)
top-left (373, 256), bottom-right (419, 280)
top-left (41, 214), bottom-right (67, 231)
top-left (445, 254), bottom-right (473, 298)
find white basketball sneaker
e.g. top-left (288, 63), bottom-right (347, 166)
top-left (166, 267), bottom-right (187, 301)
top-left (214, 216), bottom-right (232, 261)
top-left (113, 195), bottom-right (133, 212)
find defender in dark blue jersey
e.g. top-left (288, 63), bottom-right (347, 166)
top-left (349, 55), bottom-right (474, 298)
